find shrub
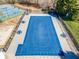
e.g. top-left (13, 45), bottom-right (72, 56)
top-left (56, 0), bottom-right (79, 21)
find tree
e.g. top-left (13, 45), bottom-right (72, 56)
top-left (56, 0), bottom-right (67, 16)
top-left (56, 0), bottom-right (79, 20)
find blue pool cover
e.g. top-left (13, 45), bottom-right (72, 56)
top-left (16, 16), bottom-right (62, 56)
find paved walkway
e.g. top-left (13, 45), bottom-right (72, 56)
top-left (0, 16), bottom-right (22, 48)
top-left (57, 17), bottom-right (78, 54)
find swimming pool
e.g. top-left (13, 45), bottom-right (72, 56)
top-left (16, 16), bottom-right (63, 56)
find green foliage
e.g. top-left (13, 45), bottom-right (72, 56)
top-left (72, 7), bottom-right (79, 21)
top-left (64, 20), bottom-right (79, 45)
top-left (56, 0), bottom-right (79, 20)
top-left (56, 0), bottom-right (66, 16)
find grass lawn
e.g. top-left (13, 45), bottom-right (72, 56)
top-left (64, 20), bottom-right (79, 45)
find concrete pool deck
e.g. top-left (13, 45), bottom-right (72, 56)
top-left (5, 14), bottom-right (78, 59)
